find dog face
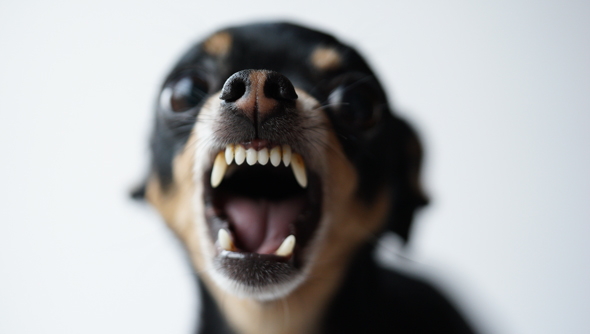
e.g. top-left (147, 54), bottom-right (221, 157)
top-left (142, 22), bottom-right (426, 302)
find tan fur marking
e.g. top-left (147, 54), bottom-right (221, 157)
top-left (203, 32), bottom-right (232, 57)
top-left (250, 71), bottom-right (278, 114)
top-left (234, 71), bottom-right (278, 117)
top-left (145, 136), bottom-right (201, 258)
top-left (310, 46), bottom-right (342, 71)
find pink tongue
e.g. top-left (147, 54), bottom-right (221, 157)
top-left (224, 196), bottom-right (305, 254)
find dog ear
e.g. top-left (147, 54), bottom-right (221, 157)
top-left (386, 116), bottom-right (429, 242)
top-left (130, 181), bottom-right (147, 201)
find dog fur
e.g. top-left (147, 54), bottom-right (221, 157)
top-left (134, 22), bottom-right (475, 334)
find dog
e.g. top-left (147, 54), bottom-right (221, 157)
top-left (133, 22), bottom-right (475, 334)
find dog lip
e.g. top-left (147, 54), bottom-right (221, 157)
top-left (218, 249), bottom-right (294, 263)
top-left (237, 139), bottom-right (271, 150)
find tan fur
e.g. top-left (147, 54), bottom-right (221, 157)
top-left (203, 32), bottom-right (232, 57)
top-left (310, 46), bottom-right (342, 71)
top-left (144, 137), bottom-right (206, 272)
top-left (148, 93), bottom-right (390, 334)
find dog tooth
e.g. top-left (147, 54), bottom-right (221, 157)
top-left (282, 144), bottom-right (292, 166)
top-left (235, 145), bottom-right (246, 165)
top-left (258, 148), bottom-right (269, 165)
top-left (225, 144), bottom-right (234, 165)
top-left (246, 148), bottom-right (258, 165)
top-left (291, 153), bottom-right (307, 188)
top-left (275, 235), bottom-right (296, 257)
top-left (218, 229), bottom-right (235, 251)
top-left (270, 146), bottom-right (281, 167)
top-left (211, 152), bottom-right (228, 188)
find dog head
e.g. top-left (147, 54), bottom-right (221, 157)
top-left (137, 22), bottom-right (427, 302)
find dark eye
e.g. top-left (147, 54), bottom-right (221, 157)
top-left (160, 72), bottom-right (209, 112)
top-left (328, 76), bottom-right (383, 131)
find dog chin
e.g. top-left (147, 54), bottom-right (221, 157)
top-left (206, 260), bottom-right (309, 301)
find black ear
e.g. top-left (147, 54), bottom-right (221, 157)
top-left (386, 117), bottom-right (429, 242)
top-left (130, 181), bottom-right (147, 201)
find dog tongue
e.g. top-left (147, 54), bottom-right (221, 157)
top-left (224, 196), bottom-right (305, 254)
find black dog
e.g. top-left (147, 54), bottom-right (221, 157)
top-left (134, 22), bottom-right (475, 334)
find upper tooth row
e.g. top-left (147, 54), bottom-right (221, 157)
top-left (225, 144), bottom-right (292, 167)
top-left (211, 143), bottom-right (307, 189)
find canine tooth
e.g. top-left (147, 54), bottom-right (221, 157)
top-left (225, 144), bottom-right (234, 165)
top-left (211, 152), bottom-right (228, 188)
top-left (218, 229), bottom-right (235, 251)
top-left (258, 148), bottom-right (269, 165)
top-left (270, 146), bottom-right (281, 167)
top-left (246, 148), bottom-right (258, 165)
top-left (235, 145), bottom-right (246, 165)
top-left (282, 144), bottom-right (292, 166)
top-left (291, 153), bottom-right (307, 188)
top-left (275, 235), bottom-right (296, 257)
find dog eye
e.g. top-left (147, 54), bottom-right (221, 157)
top-left (328, 78), bottom-right (383, 131)
top-left (160, 73), bottom-right (209, 112)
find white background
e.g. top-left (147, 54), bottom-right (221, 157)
top-left (1, 0), bottom-right (588, 333)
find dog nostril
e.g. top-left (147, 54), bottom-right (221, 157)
top-left (264, 72), bottom-right (298, 102)
top-left (220, 74), bottom-right (247, 102)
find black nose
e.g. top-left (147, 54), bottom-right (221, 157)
top-left (219, 70), bottom-right (298, 124)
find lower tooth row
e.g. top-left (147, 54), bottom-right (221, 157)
top-left (211, 144), bottom-right (307, 188)
top-left (218, 229), bottom-right (296, 257)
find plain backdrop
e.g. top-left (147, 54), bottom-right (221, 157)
top-left (1, 0), bottom-right (589, 333)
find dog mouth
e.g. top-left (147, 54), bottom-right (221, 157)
top-left (203, 140), bottom-right (322, 289)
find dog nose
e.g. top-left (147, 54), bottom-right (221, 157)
top-left (220, 69), bottom-right (298, 126)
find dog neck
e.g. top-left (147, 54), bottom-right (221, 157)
top-left (196, 245), bottom-right (367, 334)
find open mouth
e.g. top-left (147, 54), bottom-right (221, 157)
top-left (203, 141), bottom-right (322, 288)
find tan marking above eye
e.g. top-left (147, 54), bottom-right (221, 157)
top-left (203, 31), bottom-right (232, 57)
top-left (310, 46), bottom-right (342, 71)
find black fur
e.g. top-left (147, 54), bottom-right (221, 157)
top-left (138, 22), bottom-right (475, 334)
top-left (322, 243), bottom-right (474, 333)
